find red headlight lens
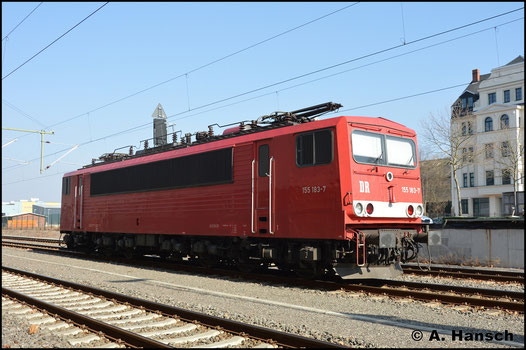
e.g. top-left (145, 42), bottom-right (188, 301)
top-left (408, 205), bottom-right (414, 216)
top-left (366, 203), bottom-right (374, 215)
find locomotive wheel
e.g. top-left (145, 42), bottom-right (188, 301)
top-left (102, 247), bottom-right (114, 258)
top-left (199, 256), bottom-right (218, 268)
top-left (123, 248), bottom-right (138, 259)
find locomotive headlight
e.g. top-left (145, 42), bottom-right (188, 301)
top-left (354, 203), bottom-right (364, 216)
top-left (407, 205), bottom-right (414, 217)
top-left (366, 203), bottom-right (374, 215)
top-left (416, 205), bottom-right (423, 217)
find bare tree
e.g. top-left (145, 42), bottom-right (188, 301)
top-left (494, 139), bottom-right (525, 216)
top-left (418, 146), bottom-right (451, 216)
top-left (419, 105), bottom-right (478, 216)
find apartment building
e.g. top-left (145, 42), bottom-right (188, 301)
top-left (451, 56), bottom-right (524, 217)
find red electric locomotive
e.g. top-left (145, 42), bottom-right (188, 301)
top-left (60, 102), bottom-right (430, 278)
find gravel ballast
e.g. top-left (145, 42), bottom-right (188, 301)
top-left (2, 246), bottom-right (524, 348)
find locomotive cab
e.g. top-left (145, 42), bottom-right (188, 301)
top-left (331, 118), bottom-right (428, 279)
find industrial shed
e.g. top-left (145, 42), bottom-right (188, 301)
top-left (2, 213), bottom-right (46, 229)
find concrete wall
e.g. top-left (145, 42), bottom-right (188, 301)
top-left (419, 228), bottom-right (524, 268)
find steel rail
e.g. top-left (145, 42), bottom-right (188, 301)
top-left (2, 236), bottom-right (63, 244)
top-left (359, 278), bottom-right (524, 301)
top-left (4, 236), bottom-right (523, 280)
top-left (402, 266), bottom-right (524, 283)
top-left (2, 266), bottom-right (346, 348)
top-left (401, 263), bottom-right (525, 277)
top-left (1, 293), bottom-right (130, 348)
top-left (3, 240), bottom-right (523, 312)
top-left (2, 241), bottom-right (63, 250)
top-left (2, 287), bottom-right (170, 348)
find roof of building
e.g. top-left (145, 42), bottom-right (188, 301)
top-left (504, 55), bottom-right (524, 66)
top-left (33, 203), bottom-right (61, 209)
top-left (457, 56), bottom-right (523, 100)
top-left (461, 73), bottom-right (491, 96)
top-left (3, 212), bottom-right (46, 218)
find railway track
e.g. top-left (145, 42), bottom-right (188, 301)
top-left (401, 264), bottom-right (525, 283)
top-left (3, 238), bottom-right (524, 313)
top-left (3, 236), bottom-right (524, 284)
top-left (2, 266), bottom-right (345, 348)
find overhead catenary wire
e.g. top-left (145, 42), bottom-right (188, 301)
top-left (52, 11), bottom-right (526, 141)
top-left (2, 2), bottom-right (109, 80)
top-left (3, 69), bottom-right (523, 181)
top-left (34, 3), bottom-right (361, 132)
top-left (5, 3), bottom-right (524, 146)
top-left (2, 99), bottom-right (48, 129)
top-left (42, 6), bottom-right (522, 133)
top-left (2, 14), bottom-right (523, 174)
top-left (2, 2), bottom-right (44, 41)
top-left (2, 11), bottom-right (523, 173)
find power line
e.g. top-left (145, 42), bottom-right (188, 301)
top-left (72, 9), bottom-right (523, 137)
top-left (3, 69), bottom-right (523, 177)
top-left (0, 74), bottom-right (517, 186)
top-left (8, 5), bottom-right (521, 138)
top-left (40, 3), bottom-right (360, 130)
top-left (2, 2), bottom-right (44, 41)
top-left (134, 7), bottom-right (526, 128)
top-left (2, 14), bottom-right (523, 173)
top-left (2, 10), bottom-right (523, 172)
top-left (2, 2), bottom-right (109, 80)
top-left (2, 99), bottom-right (47, 128)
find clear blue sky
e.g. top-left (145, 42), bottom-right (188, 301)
top-left (2, 2), bottom-right (524, 203)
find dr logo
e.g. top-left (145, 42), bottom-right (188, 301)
top-left (359, 181), bottom-right (370, 193)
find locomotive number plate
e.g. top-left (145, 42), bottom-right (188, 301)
top-left (302, 185), bottom-right (326, 194)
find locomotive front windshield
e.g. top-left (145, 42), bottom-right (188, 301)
top-left (351, 129), bottom-right (417, 168)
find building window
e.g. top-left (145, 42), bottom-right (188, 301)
top-left (461, 98), bottom-right (467, 109)
top-left (467, 96), bottom-right (473, 110)
top-left (468, 121), bottom-right (473, 134)
top-left (488, 92), bottom-right (496, 104)
top-left (502, 169), bottom-right (511, 185)
top-left (500, 114), bottom-right (509, 129)
top-left (516, 87), bottom-right (522, 101)
top-left (469, 172), bottom-right (475, 187)
top-left (502, 192), bottom-right (524, 216)
top-left (473, 198), bottom-right (490, 216)
top-left (504, 90), bottom-right (510, 103)
top-left (468, 147), bottom-right (474, 163)
top-left (462, 122), bottom-right (467, 136)
top-left (484, 117), bottom-right (493, 132)
top-left (463, 173), bottom-right (468, 187)
top-left (485, 143), bottom-right (493, 159)
top-left (486, 170), bottom-right (494, 186)
top-left (461, 199), bottom-right (469, 214)
top-left (501, 141), bottom-right (510, 157)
